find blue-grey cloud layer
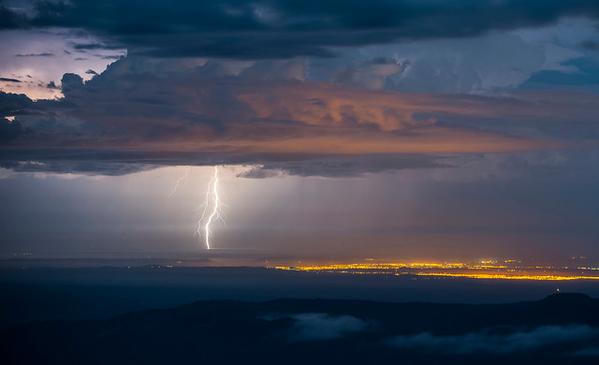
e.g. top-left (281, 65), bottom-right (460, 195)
top-left (3, 0), bottom-right (599, 58)
top-left (387, 325), bottom-right (598, 354)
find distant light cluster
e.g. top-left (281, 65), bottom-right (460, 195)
top-left (273, 260), bottom-right (599, 281)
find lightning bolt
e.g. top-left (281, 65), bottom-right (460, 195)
top-left (168, 166), bottom-right (191, 197)
top-left (196, 166), bottom-right (222, 249)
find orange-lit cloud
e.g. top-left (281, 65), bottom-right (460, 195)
top-left (3, 56), bottom-right (596, 177)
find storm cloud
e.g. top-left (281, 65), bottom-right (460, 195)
top-left (0, 61), bottom-right (564, 172)
top-left (2, 53), bottom-right (599, 176)
top-left (2, 0), bottom-right (599, 59)
top-left (1, 2), bottom-right (599, 177)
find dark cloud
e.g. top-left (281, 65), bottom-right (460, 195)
top-left (582, 40), bottom-right (599, 50)
top-left (0, 118), bottom-right (22, 142)
top-left (0, 159), bottom-right (156, 176)
top-left (239, 154), bottom-right (446, 178)
top-left (14, 52), bottom-right (54, 57)
top-left (3, 0), bottom-right (599, 59)
top-left (0, 77), bottom-right (21, 83)
top-left (71, 41), bottom-right (126, 51)
top-left (0, 4), bottom-right (26, 29)
top-left (59, 72), bottom-right (83, 94)
top-left (0, 92), bottom-right (32, 114)
top-left (387, 325), bottom-right (599, 354)
top-left (0, 148), bottom-right (448, 177)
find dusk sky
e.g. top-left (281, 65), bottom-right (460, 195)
top-left (2, 0), bottom-right (599, 263)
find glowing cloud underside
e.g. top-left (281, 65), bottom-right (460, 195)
top-left (196, 166), bottom-right (222, 249)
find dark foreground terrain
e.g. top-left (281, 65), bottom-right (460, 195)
top-left (3, 293), bottom-right (599, 364)
top-left (5, 265), bottom-right (599, 328)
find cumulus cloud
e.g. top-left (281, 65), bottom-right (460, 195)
top-left (0, 28), bottom-right (125, 99)
top-left (387, 325), bottom-right (599, 354)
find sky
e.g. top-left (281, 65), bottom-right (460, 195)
top-left (1, 1), bottom-right (599, 263)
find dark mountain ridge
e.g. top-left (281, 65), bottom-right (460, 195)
top-left (2, 293), bottom-right (599, 364)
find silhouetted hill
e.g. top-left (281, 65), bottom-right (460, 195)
top-left (541, 292), bottom-right (593, 304)
top-left (2, 293), bottom-right (599, 364)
